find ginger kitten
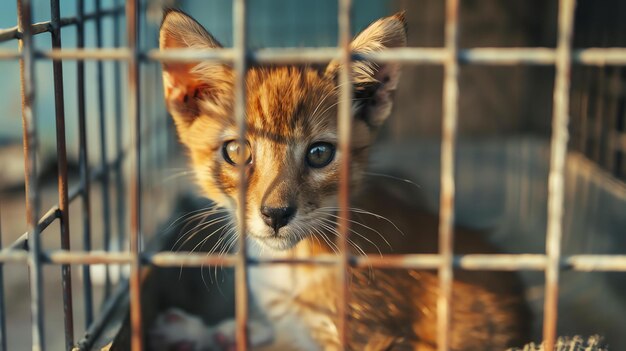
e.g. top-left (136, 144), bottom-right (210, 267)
top-left (114, 9), bottom-right (530, 351)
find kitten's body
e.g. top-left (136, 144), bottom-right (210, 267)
top-left (111, 9), bottom-right (530, 351)
top-left (244, 179), bottom-right (529, 351)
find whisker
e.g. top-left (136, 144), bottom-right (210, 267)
top-left (318, 207), bottom-right (406, 237)
top-left (316, 220), bottom-right (373, 275)
top-left (166, 205), bottom-right (222, 231)
top-left (174, 215), bottom-right (230, 252)
top-left (363, 171), bottom-right (421, 189)
top-left (318, 217), bottom-right (383, 256)
top-left (161, 170), bottom-right (197, 184)
top-left (172, 207), bottom-right (228, 239)
top-left (318, 214), bottom-right (391, 251)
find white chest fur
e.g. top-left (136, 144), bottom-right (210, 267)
top-left (248, 244), bottom-right (338, 351)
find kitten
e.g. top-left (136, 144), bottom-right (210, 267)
top-left (133, 9), bottom-right (530, 351)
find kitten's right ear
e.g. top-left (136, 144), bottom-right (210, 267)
top-left (160, 9), bottom-right (233, 127)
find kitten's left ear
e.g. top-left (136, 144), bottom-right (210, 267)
top-left (326, 12), bottom-right (407, 128)
top-left (160, 9), bottom-right (233, 129)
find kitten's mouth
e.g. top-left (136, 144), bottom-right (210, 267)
top-left (249, 227), bottom-right (304, 251)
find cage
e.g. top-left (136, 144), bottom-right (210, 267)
top-left (0, 0), bottom-right (625, 350)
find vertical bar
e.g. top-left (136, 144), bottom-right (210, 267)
top-left (95, 0), bottom-right (113, 298)
top-left (233, 0), bottom-right (249, 349)
top-left (0, 211), bottom-right (7, 351)
top-left (126, 0), bottom-right (143, 350)
top-left (438, 0), bottom-right (460, 350)
top-left (605, 69), bottom-right (621, 172)
top-left (336, 0), bottom-right (352, 348)
top-left (49, 0), bottom-right (75, 348)
top-left (76, 0), bottom-right (94, 327)
top-left (17, 0), bottom-right (45, 349)
top-left (543, 1), bottom-right (576, 351)
top-left (113, 0), bottom-right (126, 274)
top-left (591, 68), bottom-right (607, 164)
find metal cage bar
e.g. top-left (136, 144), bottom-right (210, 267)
top-left (95, 0), bottom-right (114, 300)
top-left (125, 0), bottom-right (143, 350)
top-left (0, 212), bottom-right (7, 351)
top-left (16, 0), bottom-right (45, 349)
top-left (437, 0), bottom-right (460, 349)
top-left (113, 0), bottom-right (127, 286)
top-left (6, 46), bottom-right (626, 65)
top-left (75, 0), bottom-right (95, 329)
top-left (336, 0), bottom-right (353, 348)
top-left (543, 1), bottom-right (577, 350)
top-left (49, 0), bottom-right (75, 348)
top-left (233, 0), bottom-right (250, 348)
top-left (0, 6), bottom-right (125, 43)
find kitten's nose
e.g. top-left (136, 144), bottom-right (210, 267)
top-left (260, 206), bottom-right (296, 231)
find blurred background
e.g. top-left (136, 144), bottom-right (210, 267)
top-left (0, 0), bottom-right (625, 349)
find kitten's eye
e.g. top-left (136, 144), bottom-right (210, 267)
top-left (306, 142), bottom-right (335, 168)
top-left (222, 140), bottom-right (252, 166)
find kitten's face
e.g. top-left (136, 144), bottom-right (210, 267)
top-left (160, 10), bottom-right (406, 250)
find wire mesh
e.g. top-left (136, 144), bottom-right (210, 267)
top-left (0, 0), bottom-right (625, 350)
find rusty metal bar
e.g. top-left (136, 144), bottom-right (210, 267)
top-left (39, 48), bottom-right (132, 61)
top-left (0, 50), bottom-right (21, 59)
top-left (0, 249), bottom-right (624, 272)
top-left (113, 0), bottom-right (127, 281)
top-left (75, 0), bottom-right (94, 328)
top-left (336, 0), bottom-right (353, 349)
top-left (459, 48), bottom-right (556, 65)
top-left (233, 0), bottom-right (250, 349)
top-left (0, 212), bottom-right (7, 351)
top-left (17, 0), bottom-right (45, 349)
top-left (565, 255), bottom-right (626, 271)
top-left (543, 1), bottom-right (577, 351)
top-left (95, 0), bottom-right (113, 300)
top-left (146, 47), bottom-right (626, 65)
top-left (126, 0), bottom-right (143, 349)
top-left (49, 0), bottom-right (75, 347)
top-left (0, 6), bottom-right (124, 42)
top-left (8, 207), bottom-right (58, 251)
top-left (0, 252), bottom-right (29, 264)
top-left (4, 47), bottom-right (626, 65)
top-left (149, 252), bottom-right (238, 267)
top-left (43, 251), bottom-right (132, 265)
top-left (438, 0), bottom-right (460, 350)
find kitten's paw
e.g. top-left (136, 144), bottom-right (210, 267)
top-left (149, 308), bottom-right (274, 351)
top-left (149, 308), bottom-right (213, 351)
top-left (210, 318), bottom-right (274, 350)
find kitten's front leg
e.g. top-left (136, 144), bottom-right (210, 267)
top-left (149, 307), bottom-right (274, 351)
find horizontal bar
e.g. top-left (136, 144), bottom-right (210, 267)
top-left (565, 255), bottom-right (626, 271)
top-left (455, 254), bottom-right (547, 270)
top-left (0, 6), bottom-right (124, 42)
top-left (144, 48), bottom-right (234, 63)
top-left (459, 48), bottom-right (556, 65)
top-left (0, 252), bottom-right (29, 263)
top-left (4, 47), bottom-right (626, 65)
top-left (147, 252), bottom-right (237, 267)
top-left (354, 254), bottom-right (442, 269)
top-left (0, 251), bottom-right (622, 272)
top-left (43, 251), bottom-right (131, 264)
top-left (573, 48), bottom-right (626, 66)
top-left (39, 48), bottom-right (132, 61)
top-left (0, 49), bottom-right (20, 59)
